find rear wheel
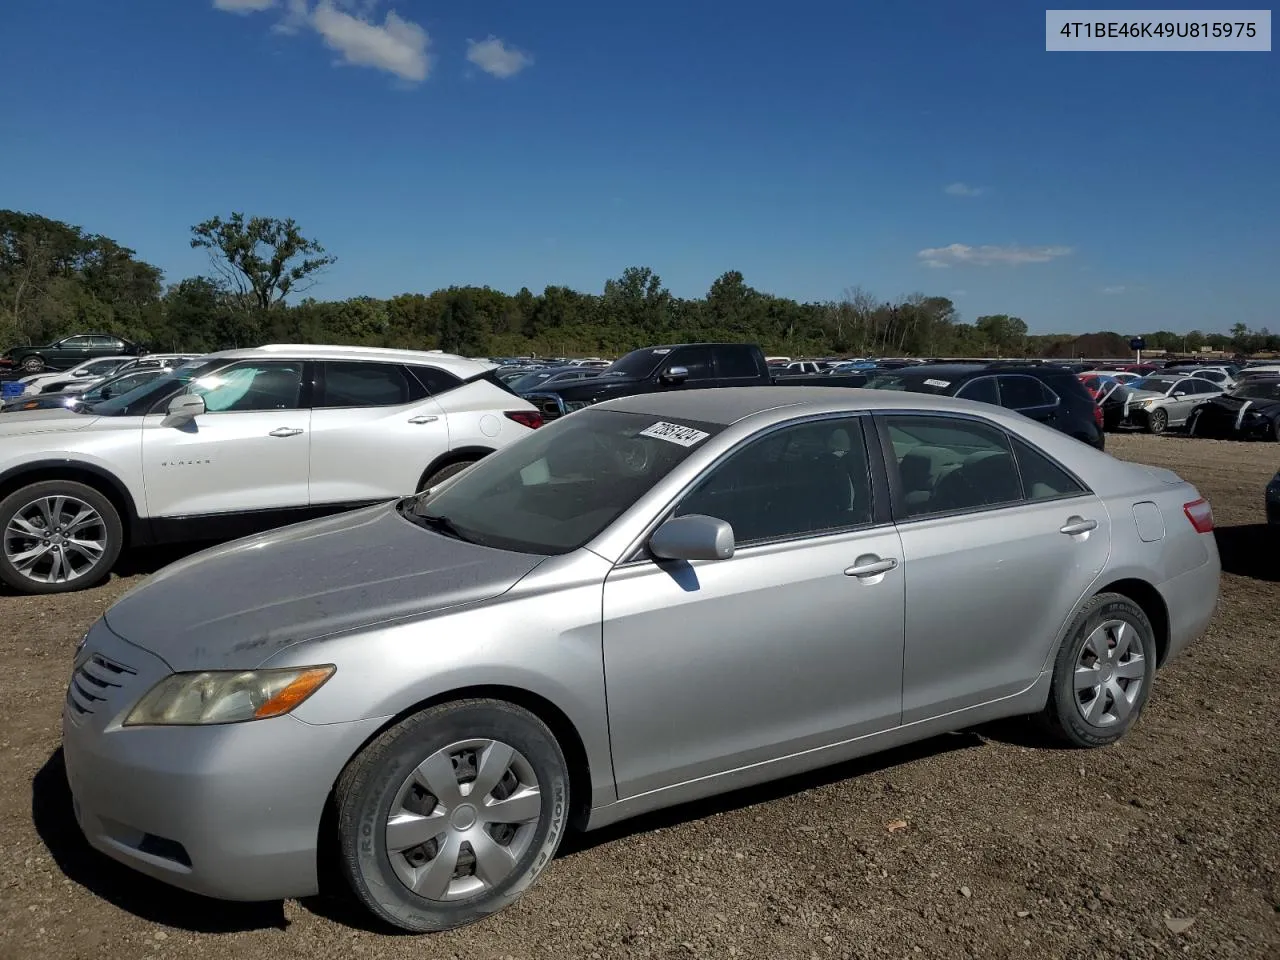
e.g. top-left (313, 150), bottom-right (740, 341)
top-left (21, 355), bottom-right (44, 374)
top-left (419, 458), bottom-right (479, 492)
top-left (1146, 408), bottom-right (1168, 434)
top-left (1038, 592), bottom-right (1157, 748)
top-left (336, 699), bottom-right (570, 933)
top-left (0, 480), bottom-right (122, 593)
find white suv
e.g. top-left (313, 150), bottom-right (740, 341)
top-left (0, 344), bottom-right (542, 594)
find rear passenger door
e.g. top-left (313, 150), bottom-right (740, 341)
top-left (874, 413), bottom-right (1110, 723)
top-left (307, 361), bottom-right (450, 505)
top-left (997, 374), bottom-right (1061, 429)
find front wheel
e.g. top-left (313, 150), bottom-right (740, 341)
top-left (0, 481), bottom-right (122, 594)
top-left (1038, 592), bottom-right (1157, 748)
top-left (336, 699), bottom-right (570, 933)
top-left (1146, 408), bottom-right (1168, 435)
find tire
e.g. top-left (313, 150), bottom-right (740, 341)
top-left (336, 699), bottom-right (570, 933)
top-left (1146, 408), bottom-right (1168, 435)
top-left (21, 355), bottom-right (44, 374)
top-left (419, 458), bottom-right (479, 492)
top-left (0, 480), bottom-right (123, 594)
top-left (1038, 592), bottom-right (1157, 748)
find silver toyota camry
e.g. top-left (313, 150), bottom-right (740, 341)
top-left (62, 387), bottom-right (1220, 932)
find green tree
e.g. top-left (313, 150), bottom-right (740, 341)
top-left (190, 213), bottom-right (335, 313)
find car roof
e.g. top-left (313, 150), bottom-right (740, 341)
top-left (600, 385), bottom-right (1005, 426)
top-left (196, 344), bottom-right (494, 378)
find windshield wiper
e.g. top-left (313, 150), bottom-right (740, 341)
top-left (406, 506), bottom-right (475, 544)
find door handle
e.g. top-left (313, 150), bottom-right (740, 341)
top-left (844, 556), bottom-right (898, 578)
top-left (1059, 517), bottom-right (1098, 536)
top-left (408, 415), bottom-right (439, 424)
top-left (268, 427), bottom-right (303, 438)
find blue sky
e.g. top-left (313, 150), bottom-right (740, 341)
top-left (2, 1), bottom-right (1275, 333)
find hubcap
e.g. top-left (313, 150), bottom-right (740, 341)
top-left (1074, 619), bottom-right (1147, 727)
top-left (3, 495), bottom-right (107, 584)
top-left (385, 738), bottom-right (542, 901)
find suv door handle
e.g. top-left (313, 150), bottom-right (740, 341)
top-left (844, 556), bottom-right (898, 578)
top-left (268, 427), bottom-right (304, 438)
top-left (1059, 517), bottom-right (1098, 536)
top-left (408, 415), bottom-right (439, 424)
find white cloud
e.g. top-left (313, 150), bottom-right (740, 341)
top-left (466, 36), bottom-right (534, 78)
top-left (917, 243), bottom-right (1073, 268)
top-left (216, 0), bottom-right (431, 82)
top-left (944, 182), bottom-right (986, 197)
top-left (310, 2), bottom-right (431, 82)
top-left (213, 0), bottom-right (277, 11)
top-left (1100, 285), bottom-right (1127, 294)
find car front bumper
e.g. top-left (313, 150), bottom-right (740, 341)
top-left (61, 620), bottom-right (387, 901)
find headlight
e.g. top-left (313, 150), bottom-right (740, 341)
top-left (123, 666), bottom-right (335, 726)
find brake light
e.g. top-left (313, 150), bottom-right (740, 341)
top-left (1183, 498), bottom-right (1214, 533)
top-left (505, 410), bottom-right (544, 429)
top-left (1093, 403), bottom-right (1104, 428)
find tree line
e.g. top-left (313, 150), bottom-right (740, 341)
top-left (2, 209), bottom-right (1274, 361)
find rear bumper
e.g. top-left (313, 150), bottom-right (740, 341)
top-left (1157, 548), bottom-right (1221, 664)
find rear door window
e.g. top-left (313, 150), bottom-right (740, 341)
top-left (997, 375), bottom-right (1054, 411)
top-left (715, 346), bottom-right (761, 380)
top-left (882, 415), bottom-right (1023, 518)
top-left (955, 377), bottom-right (998, 405)
top-left (317, 362), bottom-right (427, 407)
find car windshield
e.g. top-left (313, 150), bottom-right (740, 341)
top-left (1231, 381), bottom-right (1280, 400)
top-left (1129, 376), bottom-right (1178, 393)
top-left (85, 359), bottom-right (221, 416)
top-left (605, 347), bottom-right (671, 378)
top-left (506, 369), bottom-right (580, 392)
top-left (403, 408), bottom-right (725, 554)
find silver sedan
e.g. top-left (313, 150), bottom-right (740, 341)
top-left (62, 387), bottom-right (1220, 932)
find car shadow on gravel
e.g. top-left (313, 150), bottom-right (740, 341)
top-left (557, 730), bottom-right (988, 859)
top-left (32, 749), bottom-right (290, 933)
top-left (1214, 523), bottom-right (1279, 582)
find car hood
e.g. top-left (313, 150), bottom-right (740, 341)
top-left (1124, 388), bottom-right (1168, 401)
top-left (0, 408), bottom-right (100, 431)
top-left (103, 501), bottom-right (548, 671)
top-left (1210, 394), bottom-right (1280, 412)
top-left (529, 373), bottom-right (642, 397)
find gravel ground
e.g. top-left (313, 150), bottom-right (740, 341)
top-left (1, 433), bottom-right (1277, 960)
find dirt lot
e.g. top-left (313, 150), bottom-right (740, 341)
top-left (1, 433), bottom-right (1277, 960)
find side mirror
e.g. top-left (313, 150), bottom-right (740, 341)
top-left (167, 394), bottom-right (206, 419)
top-left (1173, 391), bottom-right (1186, 398)
top-left (660, 365), bottom-right (689, 385)
top-left (649, 514), bottom-right (735, 562)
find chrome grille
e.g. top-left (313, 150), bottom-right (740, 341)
top-left (67, 653), bottom-right (136, 717)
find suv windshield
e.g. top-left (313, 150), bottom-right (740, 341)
top-left (86, 359), bottom-right (222, 416)
top-left (403, 408), bottom-right (724, 554)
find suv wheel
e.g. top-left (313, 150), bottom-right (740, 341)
top-left (0, 481), bottom-right (123, 594)
top-left (420, 458), bottom-right (479, 492)
top-left (336, 699), bottom-right (570, 932)
top-left (21, 356), bottom-right (44, 374)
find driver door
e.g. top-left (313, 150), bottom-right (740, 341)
top-left (140, 360), bottom-right (312, 517)
top-left (602, 415), bottom-right (905, 799)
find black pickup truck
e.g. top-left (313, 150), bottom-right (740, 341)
top-left (520, 342), bottom-right (868, 419)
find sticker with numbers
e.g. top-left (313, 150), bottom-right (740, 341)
top-left (923, 378), bottom-right (951, 388)
top-left (638, 421), bottom-right (711, 447)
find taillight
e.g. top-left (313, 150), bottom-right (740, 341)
top-left (1183, 498), bottom-right (1214, 533)
top-left (505, 410), bottom-right (544, 429)
top-left (1093, 403), bottom-right (1104, 428)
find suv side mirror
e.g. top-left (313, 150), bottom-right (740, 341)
top-left (649, 514), bottom-right (735, 562)
top-left (167, 393), bottom-right (206, 419)
top-left (660, 365), bottom-right (689, 385)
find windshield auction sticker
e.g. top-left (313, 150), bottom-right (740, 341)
top-left (639, 421), bottom-right (711, 447)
